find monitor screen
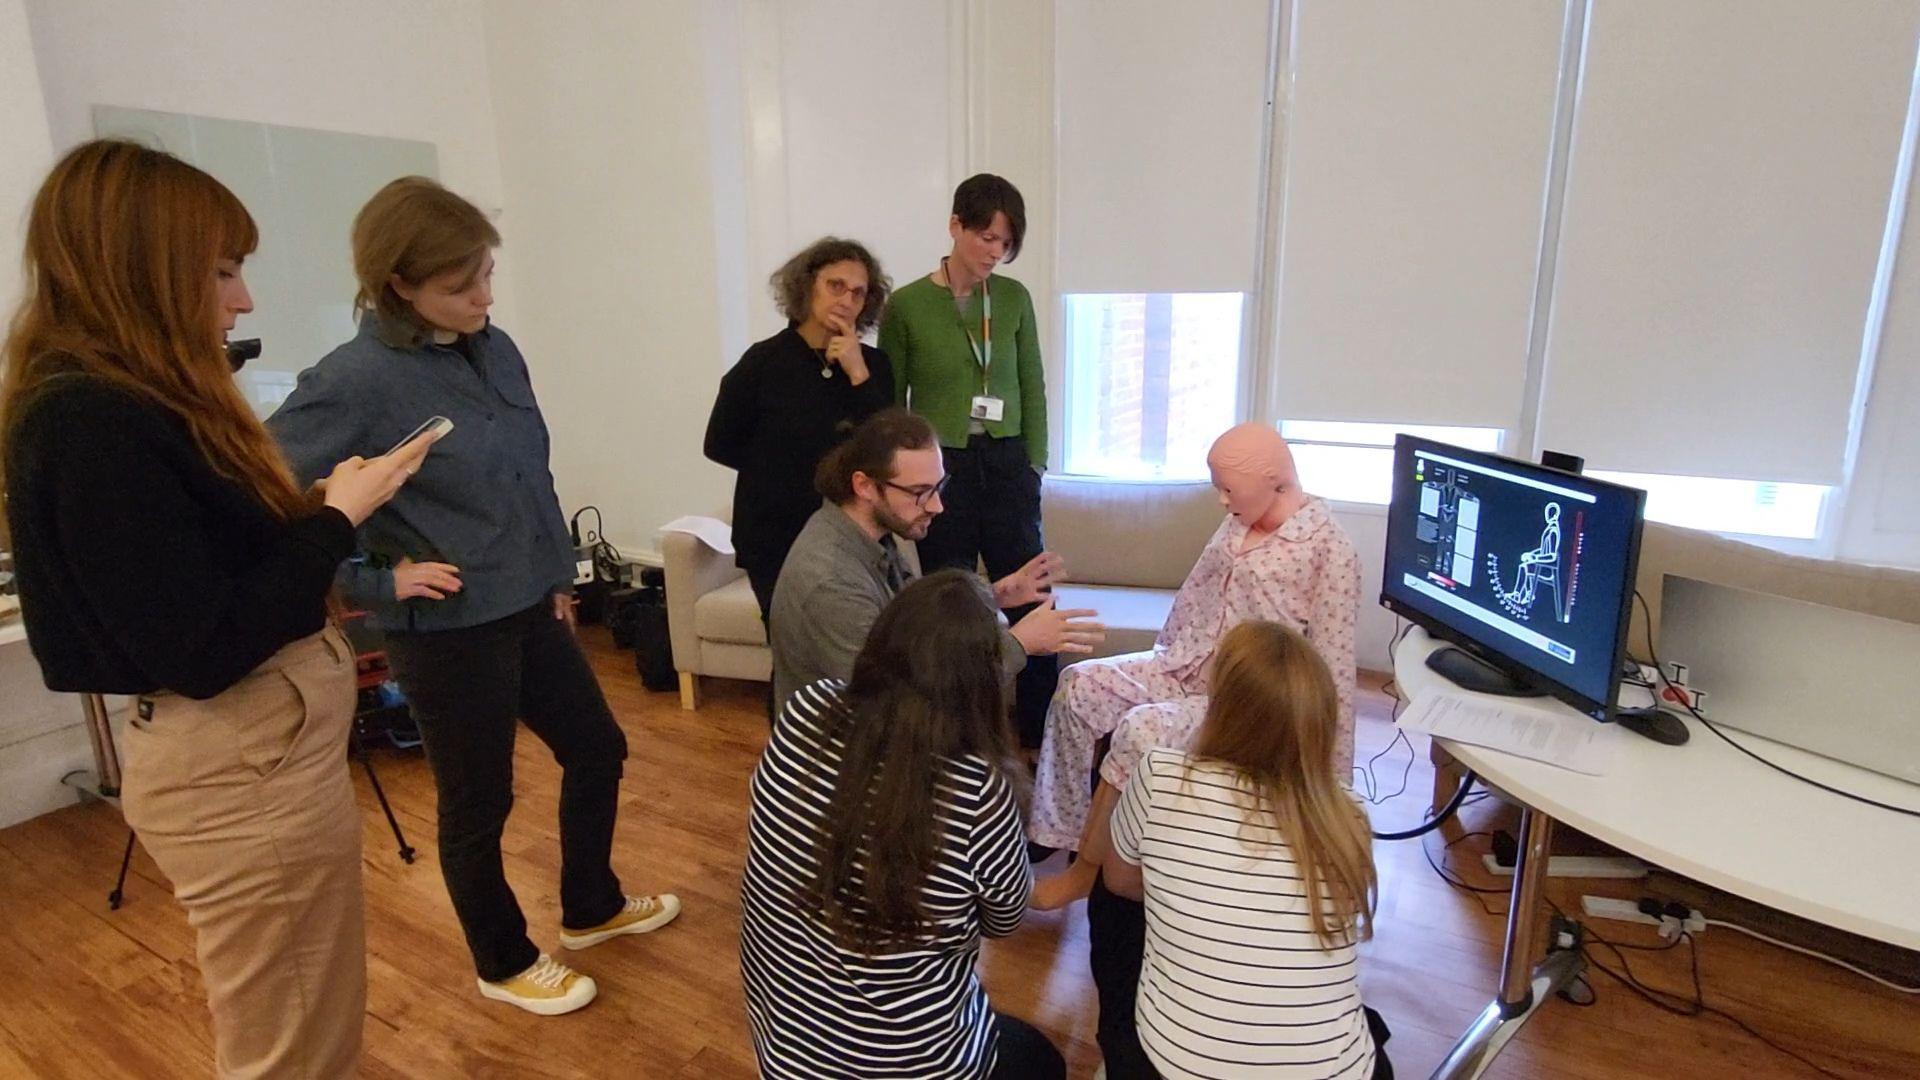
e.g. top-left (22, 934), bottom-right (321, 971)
top-left (1381, 436), bottom-right (1646, 718)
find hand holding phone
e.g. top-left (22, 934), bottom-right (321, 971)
top-left (318, 417), bottom-right (450, 526)
top-left (386, 415), bottom-right (454, 458)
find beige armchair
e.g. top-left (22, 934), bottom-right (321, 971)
top-left (661, 511), bottom-right (769, 710)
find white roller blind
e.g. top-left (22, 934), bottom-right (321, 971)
top-left (1272, 0), bottom-right (1566, 429)
top-left (1538, 1), bottom-right (1920, 485)
top-left (1054, 0), bottom-right (1269, 293)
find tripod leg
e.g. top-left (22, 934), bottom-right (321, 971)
top-left (356, 746), bottom-right (416, 864)
top-left (108, 829), bottom-right (136, 910)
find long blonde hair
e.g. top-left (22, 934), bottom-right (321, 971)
top-left (0, 139), bottom-right (309, 519)
top-left (1190, 620), bottom-right (1377, 947)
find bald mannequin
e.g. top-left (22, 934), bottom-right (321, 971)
top-left (1028, 424), bottom-right (1363, 909)
top-left (1206, 422), bottom-right (1309, 541)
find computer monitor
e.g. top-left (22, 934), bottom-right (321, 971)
top-left (1380, 435), bottom-right (1647, 721)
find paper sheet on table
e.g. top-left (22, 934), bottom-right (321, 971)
top-left (660, 515), bottom-right (734, 556)
top-left (1397, 690), bottom-right (1613, 776)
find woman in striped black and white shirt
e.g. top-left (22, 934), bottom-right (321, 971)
top-left (740, 570), bottom-right (1066, 1079)
top-left (1106, 620), bottom-right (1393, 1080)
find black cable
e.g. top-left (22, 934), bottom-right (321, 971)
top-left (1580, 927), bottom-right (1847, 1079)
top-left (1545, 891), bottom-right (1848, 1078)
top-left (1419, 834), bottom-right (1507, 918)
top-left (1359, 728), bottom-right (1415, 806)
top-left (1371, 767), bottom-right (1476, 841)
top-left (1634, 591), bottom-right (1920, 819)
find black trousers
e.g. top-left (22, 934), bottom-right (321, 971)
top-left (744, 565), bottom-right (779, 723)
top-left (385, 601), bottom-right (629, 982)
top-left (745, 562), bottom-right (778, 631)
top-left (1087, 873), bottom-right (1395, 1080)
top-left (915, 433), bottom-right (1057, 748)
top-left (989, 1011), bottom-right (1066, 1079)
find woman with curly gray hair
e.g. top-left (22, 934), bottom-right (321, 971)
top-left (705, 237), bottom-right (895, 626)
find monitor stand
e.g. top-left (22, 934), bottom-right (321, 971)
top-left (1425, 645), bottom-right (1548, 698)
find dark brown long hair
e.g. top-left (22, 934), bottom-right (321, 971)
top-left (0, 139), bottom-right (309, 519)
top-left (804, 570), bottom-right (1021, 951)
top-left (1190, 620), bottom-right (1378, 948)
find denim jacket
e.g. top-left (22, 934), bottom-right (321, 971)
top-left (267, 317), bottom-right (576, 633)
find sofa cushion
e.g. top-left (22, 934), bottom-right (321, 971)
top-left (1043, 477), bottom-right (1220, 591)
top-left (693, 576), bottom-right (767, 646)
top-left (1055, 582), bottom-right (1171, 661)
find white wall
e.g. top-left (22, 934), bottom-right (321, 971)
top-left (23, 0), bottom-right (518, 331)
top-left (0, 0), bottom-right (50, 316)
top-left (481, 0), bottom-right (743, 550)
top-left (740, 0), bottom-right (957, 342)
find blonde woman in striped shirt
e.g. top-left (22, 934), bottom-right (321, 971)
top-left (1105, 620), bottom-right (1392, 1079)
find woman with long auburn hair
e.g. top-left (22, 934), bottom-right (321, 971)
top-left (267, 176), bottom-right (678, 1017)
top-left (739, 570), bottom-right (1065, 1079)
top-left (1, 139), bottom-right (427, 1077)
top-left (1102, 620), bottom-right (1393, 1080)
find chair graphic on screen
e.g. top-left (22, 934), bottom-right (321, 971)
top-left (1502, 503), bottom-right (1567, 623)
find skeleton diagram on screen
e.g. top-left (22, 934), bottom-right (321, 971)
top-left (1490, 502), bottom-right (1567, 623)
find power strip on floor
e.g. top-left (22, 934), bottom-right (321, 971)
top-left (1581, 894), bottom-right (1706, 934)
top-left (1481, 853), bottom-right (1649, 879)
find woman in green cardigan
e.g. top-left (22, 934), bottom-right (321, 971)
top-left (879, 174), bottom-right (1057, 748)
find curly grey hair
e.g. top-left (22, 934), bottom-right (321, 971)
top-left (769, 236), bottom-right (891, 334)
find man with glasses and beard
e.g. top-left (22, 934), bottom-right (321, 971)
top-left (769, 408), bottom-right (1104, 716)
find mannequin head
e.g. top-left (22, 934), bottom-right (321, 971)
top-left (1207, 423), bottom-right (1308, 531)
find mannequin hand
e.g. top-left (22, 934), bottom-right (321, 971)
top-left (825, 315), bottom-right (869, 385)
top-left (393, 558), bottom-right (462, 601)
top-left (994, 551), bottom-right (1064, 609)
top-left (1009, 594), bottom-right (1105, 657)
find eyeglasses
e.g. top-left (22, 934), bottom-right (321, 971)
top-left (882, 475), bottom-right (950, 507)
top-left (821, 277), bottom-right (869, 303)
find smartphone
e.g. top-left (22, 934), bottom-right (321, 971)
top-left (385, 415), bottom-right (454, 457)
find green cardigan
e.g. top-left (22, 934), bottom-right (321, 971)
top-left (879, 273), bottom-right (1048, 469)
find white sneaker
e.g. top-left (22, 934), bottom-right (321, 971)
top-left (560, 893), bottom-right (682, 950)
top-left (476, 953), bottom-right (597, 1016)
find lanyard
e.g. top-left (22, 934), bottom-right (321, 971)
top-left (947, 259), bottom-right (993, 389)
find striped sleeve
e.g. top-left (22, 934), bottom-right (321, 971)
top-left (1110, 748), bottom-right (1158, 865)
top-left (969, 762), bottom-right (1031, 937)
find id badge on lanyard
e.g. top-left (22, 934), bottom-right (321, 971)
top-left (964, 282), bottom-right (1003, 422)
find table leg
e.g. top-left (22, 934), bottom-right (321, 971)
top-left (1430, 740), bottom-right (1468, 843)
top-left (1429, 806), bottom-right (1586, 1080)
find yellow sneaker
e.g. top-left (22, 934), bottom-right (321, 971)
top-left (559, 893), bottom-right (682, 950)
top-left (476, 954), bottom-right (597, 1016)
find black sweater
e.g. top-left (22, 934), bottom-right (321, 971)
top-left (5, 372), bottom-right (355, 700)
top-left (703, 326), bottom-right (893, 575)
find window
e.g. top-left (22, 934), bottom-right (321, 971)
top-left (1588, 471), bottom-right (1829, 540)
top-left (1281, 421), bottom-right (1505, 505)
top-left (1062, 293), bottom-right (1243, 479)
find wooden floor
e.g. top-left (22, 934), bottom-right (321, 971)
top-left (1, 628), bottom-right (1915, 1078)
